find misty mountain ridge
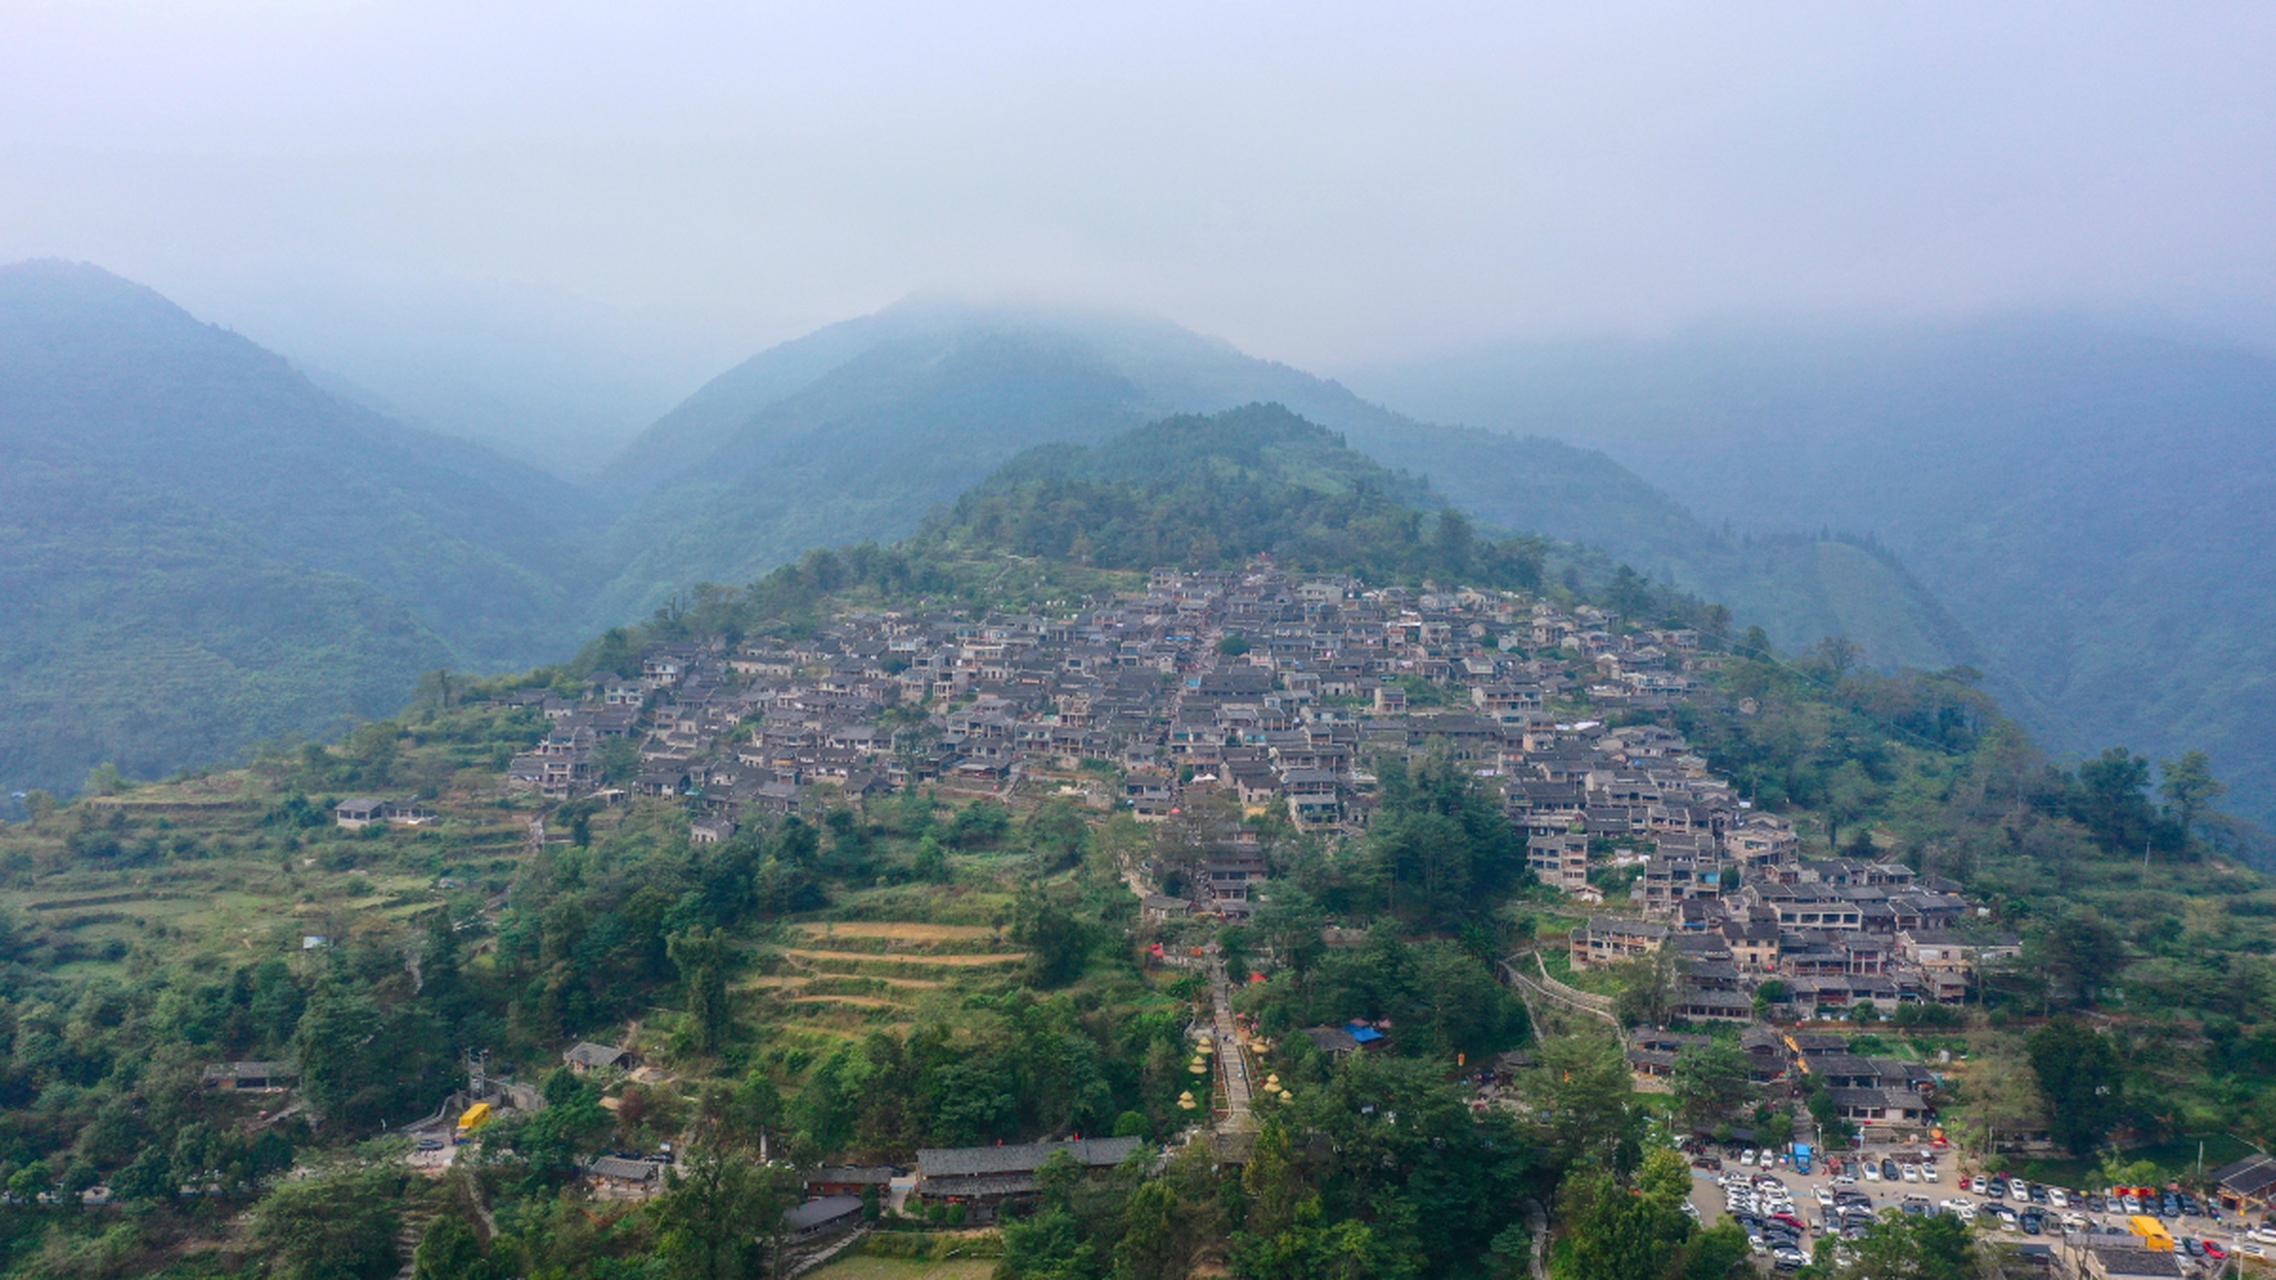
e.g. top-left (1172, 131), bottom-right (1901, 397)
top-left (599, 293), bottom-right (1966, 669)
top-left (0, 260), bottom-right (607, 801)
top-left (178, 269), bottom-right (742, 482)
top-left (1344, 315), bottom-right (2276, 826)
top-left (0, 264), bottom-right (1999, 809)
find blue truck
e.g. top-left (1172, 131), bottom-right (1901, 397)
top-left (1792, 1143), bottom-right (1812, 1174)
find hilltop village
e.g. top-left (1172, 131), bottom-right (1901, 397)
top-left (483, 563), bottom-right (2013, 1075)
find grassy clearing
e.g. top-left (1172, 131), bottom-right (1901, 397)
top-left (790, 922), bottom-right (999, 943)
top-left (0, 766), bottom-right (535, 983)
top-left (776, 948), bottom-right (1028, 969)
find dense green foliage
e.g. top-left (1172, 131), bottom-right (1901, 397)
top-left (0, 261), bottom-right (605, 811)
top-left (1674, 633), bottom-right (2276, 1151)
top-left (927, 404), bottom-right (1546, 588)
top-left (1352, 316), bottom-right (2276, 832)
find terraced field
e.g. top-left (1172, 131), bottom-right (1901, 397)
top-left (739, 921), bottom-right (1033, 1038)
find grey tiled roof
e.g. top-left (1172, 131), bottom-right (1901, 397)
top-left (916, 1137), bottom-right (1143, 1179)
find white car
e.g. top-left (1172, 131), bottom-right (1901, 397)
top-left (1862, 1163), bottom-right (1881, 1182)
top-left (1922, 1165), bottom-right (1939, 1184)
top-left (1901, 1164), bottom-right (1921, 1183)
top-left (1760, 1150), bottom-right (1777, 1168)
top-left (1832, 1175), bottom-right (1858, 1188)
top-left (1816, 1187), bottom-right (1837, 1208)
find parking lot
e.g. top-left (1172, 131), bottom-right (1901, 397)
top-left (1686, 1145), bottom-right (2269, 1272)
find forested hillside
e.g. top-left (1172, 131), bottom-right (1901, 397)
top-left (598, 297), bottom-right (1975, 671)
top-left (1346, 316), bottom-right (2276, 830)
top-left (921, 403), bottom-right (1548, 589)
top-left (0, 261), bottom-right (605, 809)
top-left (0, 490), bottom-right (2263, 1278)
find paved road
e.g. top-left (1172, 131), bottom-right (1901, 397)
top-left (1208, 959), bottom-right (1256, 1133)
top-left (1523, 1197), bottom-right (1549, 1280)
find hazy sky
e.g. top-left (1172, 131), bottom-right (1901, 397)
top-left (6, 0), bottom-right (2274, 373)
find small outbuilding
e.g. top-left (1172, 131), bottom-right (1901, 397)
top-left (562, 1042), bottom-right (629, 1074)
top-left (200, 1061), bottom-right (299, 1091)
top-left (334, 797), bottom-right (387, 829)
top-left (783, 1194), bottom-right (864, 1240)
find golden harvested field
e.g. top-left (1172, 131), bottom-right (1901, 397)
top-left (776, 948), bottom-right (1027, 968)
top-left (790, 922), bottom-right (999, 943)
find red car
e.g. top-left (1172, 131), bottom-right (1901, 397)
top-left (2202, 1241), bottom-right (2227, 1261)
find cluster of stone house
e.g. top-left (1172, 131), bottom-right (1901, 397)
top-left (479, 560), bottom-right (2031, 1031)
top-left (492, 566), bottom-right (1712, 884)
top-left (1570, 856), bottom-right (2021, 1022)
top-left (1629, 1026), bottom-right (1941, 1131)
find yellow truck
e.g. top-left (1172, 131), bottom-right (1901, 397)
top-left (454, 1102), bottom-right (493, 1144)
top-left (2127, 1216), bottom-right (2175, 1251)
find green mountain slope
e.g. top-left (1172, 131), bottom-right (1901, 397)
top-left (594, 327), bottom-right (1149, 622)
top-left (0, 260), bottom-right (604, 801)
top-left (602, 299), bottom-right (1971, 671)
top-left (1342, 317), bottom-right (2276, 824)
top-left (919, 403), bottom-right (1545, 587)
